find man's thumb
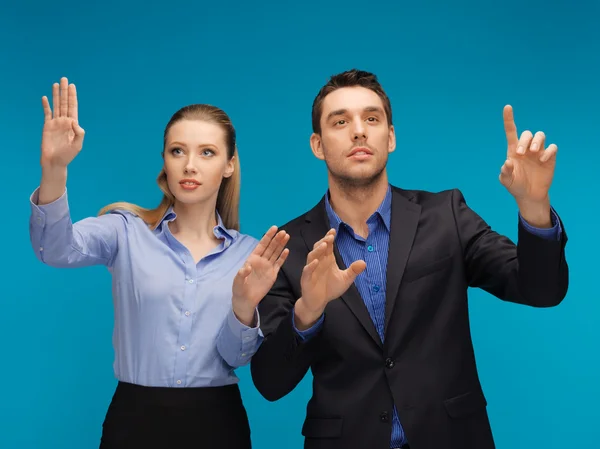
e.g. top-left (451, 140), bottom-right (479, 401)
top-left (346, 260), bottom-right (366, 279)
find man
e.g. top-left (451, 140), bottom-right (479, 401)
top-left (250, 69), bottom-right (568, 449)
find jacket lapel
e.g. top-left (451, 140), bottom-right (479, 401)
top-left (384, 188), bottom-right (421, 333)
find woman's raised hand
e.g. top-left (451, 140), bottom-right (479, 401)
top-left (41, 77), bottom-right (85, 169)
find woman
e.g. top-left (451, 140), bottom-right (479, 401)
top-left (29, 77), bottom-right (289, 448)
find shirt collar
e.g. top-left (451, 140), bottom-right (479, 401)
top-left (158, 206), bottom-right (236, 244)
top-left (324, 184), bottom-right (392, 233)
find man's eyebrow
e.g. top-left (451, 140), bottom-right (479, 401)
top-left (364, 106), bottom-right (384, 114)
top-left (326, 106), bottom-right (385, 122)
top-left (326, 109), bottom-right (348, 121)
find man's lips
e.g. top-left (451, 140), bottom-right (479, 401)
top-left (348, 147), bottom-right (373, 157)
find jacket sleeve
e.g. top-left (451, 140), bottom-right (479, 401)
top-left (452, 189), bottom-right (569, 307)
top-left (250, 266), bottom-right (322, 402)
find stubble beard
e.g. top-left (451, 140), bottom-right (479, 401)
top-left (324, 148), bottom-right (388, 192)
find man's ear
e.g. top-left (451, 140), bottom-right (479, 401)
top-left (310, 133), bottom-right (325, 160)
top-left (388, 125), bottom-right (396, 154)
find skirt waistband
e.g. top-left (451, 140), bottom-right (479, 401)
top-left (112, 381), bottom-right (242, 408)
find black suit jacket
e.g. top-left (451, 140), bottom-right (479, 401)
top-left (250, 186), bottom-right (568, 449)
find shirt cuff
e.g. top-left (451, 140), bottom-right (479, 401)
top-left (228, 306), bottom-right (262, 357)
top-left (518, 207), bottom-right (562, 241)
top-left (292, 308), bottom-right (325, 341)
top-left (30, 187), bottom-right (70, 227)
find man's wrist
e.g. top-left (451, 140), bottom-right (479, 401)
top-left (294, 297), bottom-right (324, 331)
top-left (517, 196), bottom-right (552, 228)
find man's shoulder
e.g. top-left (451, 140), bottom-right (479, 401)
top-left (275, 186), bottom-right (467, 226)
top-left (391, 185), bottom-right (463, 208)
top-left (277, 197), bottom-right (326, 233)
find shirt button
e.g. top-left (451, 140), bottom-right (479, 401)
top-left (39, 247), bottom-right (44, 251)
top-left (373, 285), bottom-right (380, 293)
top-left (241, 353), bottom-right (247, 357)
top-left (181, 345), bottom-right (186, 351)
top-left (185, 311), bottom-right (190, 316)
top-left (380, 411), bottom-right (389, 422)
top-left (385, 358), bottom-right (395, 369)
top-left (367, 245), bottom-right (374, 252)
top-left (176, 380), bottom-right (182, 385)
top-left (188, 279), bottom-right (194, 284)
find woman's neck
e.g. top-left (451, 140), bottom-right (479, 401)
top-left (169, 200), bottom-right (219, 241)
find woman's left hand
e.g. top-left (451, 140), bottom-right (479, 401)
top-left (232, 226), bottom-right (290, 326)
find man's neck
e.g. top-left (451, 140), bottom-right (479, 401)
top-left (328, 172), bottom-right (389, 238)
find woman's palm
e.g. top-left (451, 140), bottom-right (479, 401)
top-left (40, 78), bottom-right (85, 168)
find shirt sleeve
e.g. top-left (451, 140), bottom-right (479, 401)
top-left (292, 308), bottom-right (325, 341)
top-left (518, 208), bottom-right (562, 241)
top-left (216, 306), bottom-right (264, 368)
top-left (29, 187), bottom-right (124, 268)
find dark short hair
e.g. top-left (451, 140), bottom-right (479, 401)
top-left (311, 69), bottom-right (393, 134)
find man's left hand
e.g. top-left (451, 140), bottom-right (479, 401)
top-left (499, 105), bottom-right (557, 228)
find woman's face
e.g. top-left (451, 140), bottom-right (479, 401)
top-left (163, 119), bottom-right (234, 206)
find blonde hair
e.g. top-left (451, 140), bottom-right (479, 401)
top-left (98, 104), bottom-right (241, 231)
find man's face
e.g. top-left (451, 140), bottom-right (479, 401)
top-left (310, 86), bottom-right (395, 188)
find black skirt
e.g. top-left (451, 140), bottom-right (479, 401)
top-left (99, 381), bottom-right (252, 449)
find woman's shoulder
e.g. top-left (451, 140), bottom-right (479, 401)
top-left (99, 208), bottom-right (154, 232)
top-left (101, 208), bottom-right (141, 223)
top-left (234, 232), bottom-right (260, 248)
top-left (220, 232), bottom-right (256, 261)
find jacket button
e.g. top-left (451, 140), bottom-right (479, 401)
top-left (385, 358), bottom-right (395, 369)
top-left (380, 411), bottom-right (389, 422)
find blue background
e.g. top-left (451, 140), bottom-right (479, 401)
top-left (1, 0), bottom-right (598, 447)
